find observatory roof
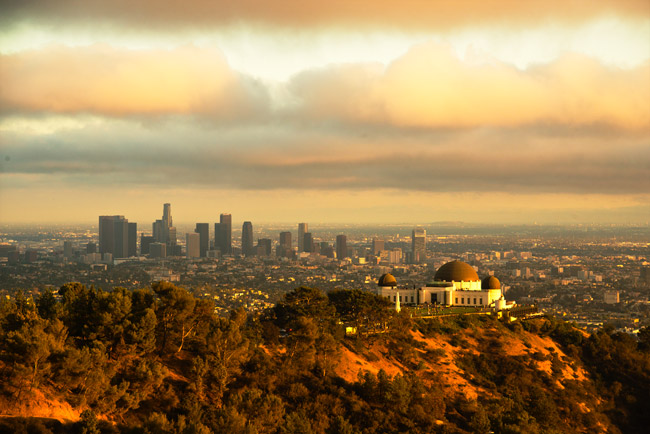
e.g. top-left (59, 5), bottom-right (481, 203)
top-left (378, 273), bottom-right (398, 287)
top-left (434, 260), bottom-right (479, 282)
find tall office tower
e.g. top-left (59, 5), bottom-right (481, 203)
top-left (165, 204), bottom-right (176, 247)
top-left (186, 232), bottom-right (200, 258)
top-left (163, 203), bottom-right (172, 231)
top-left (149, 242), bottom-right (166, 259)
top-left (128, 222), bottom-right (137, 257)
top-left (336, 234), bottom-right (347, 259)
top-left (219, 213), bottom-right (232, 254)
top-left (242, 221), bottom-right (254, 257)
top-left (279, 231), bottom-right (292, 257)
top-left (642, 266), bottom-right (650, 285)
top-left (168, 227), bottom-right (177, 248)
top-left (214, 223), bottom-right (222, 254)
top-left (86, 242), bottom-right (96, 254)
top-left (298, 223), bottom-right (308, 252)
top-left (411, 228), bottom-right (426, 263)
top-left (153, 203), bottom-right (176, 248)
top-left (99, 215), bottom-right (132, 258)
top-left (153, 220), bottom-right (163, 242)
top-left (372, 238), bottom-right (385, 254)
top-left (303, 232), bottom-right (314, 253)
top-left (195, 223), bottom-right (209, 257)
top-left (63, 241), bottom-right (73, 259)
top-left (322, 245), bottom-right (335, 258)
top-left (113, 218), bottom-right (129, 258)
top-left (100, 215), bottom-right (119, 254)
top-left (140, 235), bottom-right (154, 255)
top-left (256, 238), bottom-right (272, 256)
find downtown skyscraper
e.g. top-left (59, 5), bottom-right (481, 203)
top-left (336, 234), bottom-right (348, 260)
top-left (99, 215), bottom-right (136, 259)
top-left (298, 223), bottom-right (308, 253)
top-left (278, 231), bottom-right (292, 258)
top-left (194, 223), bottom-right (209, 257)
top-left (412, 228), bottom-right (426, 263)
top-left (153, 203), bottom-right (176, 249)
top-left (215, 213), bottom-right (232, 255)
top-left (242, 221), bottom-right (254, 257)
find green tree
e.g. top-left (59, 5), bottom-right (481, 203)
top-left (328, 289), bottom-right (394, 337)
top-left (274, 286), bottom-right (336, 333)
top-left (153, 282), bottom-right (200, 354)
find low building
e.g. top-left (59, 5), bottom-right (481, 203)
top-left (376, 260), bottom-right (513, 310)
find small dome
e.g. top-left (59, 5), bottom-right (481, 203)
top-left (378, 273), bottom-right (397, 287)
top-left (434, 260), bottom-right (479, 282)
top-left (482, 275), bottom-right (501, 289)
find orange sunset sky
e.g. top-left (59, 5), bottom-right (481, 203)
top-left (0, 1), bottom-right (649, 225)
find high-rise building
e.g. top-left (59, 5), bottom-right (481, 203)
top-left (195, 223), bottom-right (209, 257)
top-left (322, 245), bottom-right (335, 258)
top-left (162, 203), bottom-right (176, 241)
top-left (99, 215), bottom-right (133, 259)
top-left (149, 242), bottom-right (166, 259)
top-left (298, 223), bottom-right (308, 252)
top-left (153, 203), bottom-right (176, 249)
top-left (336, 234), bottom-right (348, 260)
top-left (140, 235), bottom-right (154, 255)
top-left (278, 231), bottom-right (292, 257)
top-left (242, 221), bottom-right (254, 257)
top-left (99, 215), bottom-right (120, 255)
top-left (303, 232), bottom-right (314, 253)
top-left (217, 213), bottom-right (232, 254)
top-left (86, 242), bottom-right (96, 254)
top-left (641, 266), bottom-right (650, 285)
top-left (256, 238), bottom-right (272, 256)
top-left (63, 241), bottom-right (73, 259)
top-left (153, 219), bottom-right (163, 242)
top-left (412, 228), bottom-right (426, 263)
top-left (168, 227), bottom-right (177, 250)
top-left (128, 222), bottom-right (137, 257)
top-left (113, 218), bottom-right (129, 258)
top-left (186, 232), bottom-right (200, 258)
top-left (372, 238), bottom-right (385, 254)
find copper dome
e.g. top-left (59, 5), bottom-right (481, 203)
top-left (434, 260), bottom-right (479, 282)
top-left (481, 275), bottom-right (501, 289)
top-left (378, 273), bottom-right (398, 287)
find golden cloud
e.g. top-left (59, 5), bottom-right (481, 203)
top-left (0, 45), bottom-right (269, 118)
top-left (2, 42), bottom-right (648, 130)
top-left (289, 43), bottom-right (650, 130)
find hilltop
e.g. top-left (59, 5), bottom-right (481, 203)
top-left (1, 282), bottom-right (649, 433)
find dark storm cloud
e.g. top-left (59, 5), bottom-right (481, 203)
top-left (2, 121), bottom-right (649, 196)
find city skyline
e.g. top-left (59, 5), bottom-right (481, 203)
top-left (1, 2), bottom-right (649, 225)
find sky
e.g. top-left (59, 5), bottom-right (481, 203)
top-left (1, 1), bottom-right (649, 225)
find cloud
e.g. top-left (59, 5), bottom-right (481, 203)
top-left (3, 42), bottom-right (648, 131)
top-left (288, 43), bottom-right (650, 130)
top-left (2, 1), bottom-right (648, 31)
top-left (2, 118), bottom-right (649, 196)
top-left (0, 45), bottom-right (270, 119)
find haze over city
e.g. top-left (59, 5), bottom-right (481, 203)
top-left (1, 1), bottom-right (649, 224)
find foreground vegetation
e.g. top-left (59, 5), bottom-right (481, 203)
top-left (1, 282), bottom-right (649, 433)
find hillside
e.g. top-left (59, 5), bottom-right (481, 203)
top-left (1, 283), bottom-right (649, 433)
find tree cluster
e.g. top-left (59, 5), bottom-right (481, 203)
top-left (1, 283), bottom-right (649, 434)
